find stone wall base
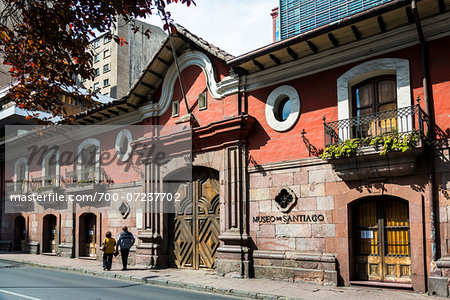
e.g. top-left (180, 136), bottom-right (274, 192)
top-left (57, 243), bottom-right (73, 258)
top-left (0, 240), bottom-right (12, 251)
top-left (26, 241), bottom-right (40, 254)
top-left (216, 259), bottom-right (246, 278)
top-left (254, 265), bottom-right (337, 286)
top-left (431, 257), bottom-right (450, 297)
top-left (252, 251), bottom-right (338, 286)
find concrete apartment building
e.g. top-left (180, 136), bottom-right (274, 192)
top-left (83, 18), bottom-right (166, 99)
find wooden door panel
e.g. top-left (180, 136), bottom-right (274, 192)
top-left (169, 167), bottom-right (220, 270)
top-left (171, 217), bottom-right (194, 268)
top-left (354, 198), bottom-right (411, 283)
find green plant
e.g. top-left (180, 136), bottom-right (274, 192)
top-left (321, 138), bottom-right (360, 159)
top-left (321, 132), bottom-right (420, 159)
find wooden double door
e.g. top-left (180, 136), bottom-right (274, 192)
top-left (169, 167), bottom-right (220, 269)
top-left (354, 198), bottom-right (411, 283)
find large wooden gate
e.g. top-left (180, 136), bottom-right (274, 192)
top-left (169, 167), bottom-right (220, 269)
top-left (354, 197), bottom-right (411, 283)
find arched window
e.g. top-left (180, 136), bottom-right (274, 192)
top-left (337, 58), bottom-right (411, 140)
top-left (14, 158), bottom-right (28, 192)
top-left (42, 149), bottom-right (60, 187)
top-left (77, 138), bottom-right (100, 183)
top-left (352, 75), bottom-right (397, 137)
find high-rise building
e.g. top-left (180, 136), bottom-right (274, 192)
top-left (82, 18), bottom-right (166, 99)
top-left (278, 0), bottom-right (393, 40)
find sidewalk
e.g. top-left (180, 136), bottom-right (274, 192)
top-left (0, 252), bottom-right (442, 300)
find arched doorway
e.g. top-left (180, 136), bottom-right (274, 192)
top-left (352, 197), bottom-right (410, 283)
top-left (79, 213), bottom-right (97, 257)
top-left (168, 167), bottom-right (220, 269)
top-left (42, 214), bottom-right (57, 253)
top-left (14, 216), bottom-right (26, 251)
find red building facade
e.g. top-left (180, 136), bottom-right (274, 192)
top-left (1, 0), bottom-right (449, 295)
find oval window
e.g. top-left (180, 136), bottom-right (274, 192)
top-left (115, 129), bottom-right (133, 162)
top-left (265, 85), bottom-right (300, 132)
top-left (275, 96), bottom-right (291, 122)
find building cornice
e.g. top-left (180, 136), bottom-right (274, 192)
top-left (244, 12), bottom-right (450, 93)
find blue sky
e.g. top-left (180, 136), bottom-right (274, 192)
top-left (141, 0), bottom-right (278, 56)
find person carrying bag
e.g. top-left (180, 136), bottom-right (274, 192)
top-left (101, 231), bottom-right (116, 271)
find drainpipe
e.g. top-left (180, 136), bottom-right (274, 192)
top-left (411, 0), bottom-right (438, 269)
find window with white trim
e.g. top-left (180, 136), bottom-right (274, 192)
top-left (115, 129), bottom-right (133, 162)
top-left (265, 85), bottom-right (300, 132)
top-left (42, 149), bottom-right (59, 187)
top-left (198, 92), bottom-right (207, 110)
top-left (337, 58), bottom-right (411, 140)
top-left (78, 139), bottom-right (100, 183)
top-left (103, 63), bottom-right (110, 73)
top-left (14, 158), bottom-right (28, 192)
top-left (172, 100), bottom-right (179, 117)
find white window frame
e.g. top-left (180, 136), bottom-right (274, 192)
top-left (115, 129), bottom-right (133, 162)
top-left (103, 49), bottom-right (110, 58)
top-left (42, 149), bottom-right (60, 187)
top-left (265, 85), bottom-right (301, 132)
top-left (336, 58), bottom-right (411, 140)
top-left (14, 157), bottom-right (28, 192)
top-left (77, 138), bottom-right (101, 182)
top-left (198, 92), bottom-right (207, 110)
top-left (103, 63), bottom-right (110, 73)
top-left (172, 100), bottom-right (180, 117)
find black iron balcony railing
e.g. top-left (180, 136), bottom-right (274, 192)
top-left (64, 167), bottom-right (113, 188)
top-left (323, 103), bottom-right (431, 147)
top-left (30, 176), bottom-right (62, 191)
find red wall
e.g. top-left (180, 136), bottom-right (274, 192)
top-left (247, 36), bottom-right (450, 165)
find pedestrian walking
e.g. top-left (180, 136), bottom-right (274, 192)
top-left (101, 231), bottom-right (116, 271)
top-left (115, 226), bottom-right (135, 270)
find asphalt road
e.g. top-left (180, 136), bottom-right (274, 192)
top-left (0, 260), bottom-right (244, 300)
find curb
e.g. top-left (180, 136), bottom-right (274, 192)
top-left (0, 259), bottom-right (300, 300)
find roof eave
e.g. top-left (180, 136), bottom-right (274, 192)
top-left (227, 0), bottom-right (412, 66)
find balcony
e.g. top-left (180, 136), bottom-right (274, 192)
top-left (30, 176), bottom-right (63, 193)
top-left (64, 168), bottom-right (113, 192)
top-left (322, 103), bottom-right (430, 180)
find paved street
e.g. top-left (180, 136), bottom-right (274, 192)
top-left (0, 253), bottom-right (446, 300)
top-left (0, 260), bottom-right (242, 300)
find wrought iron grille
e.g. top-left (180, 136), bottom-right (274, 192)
top-left (64, 168), bottom-right (113, 187)
top-left (30, 175), bottom-right (63, 191)
top-left (323, 104), bottom-right (431, 146)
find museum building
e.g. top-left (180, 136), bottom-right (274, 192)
top-left (1, 0), bottom-right (450, 294)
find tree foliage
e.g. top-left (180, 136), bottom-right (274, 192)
top-left (0, 0), bottom-right (194, 121)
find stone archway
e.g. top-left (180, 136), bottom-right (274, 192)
top-left (42, 214), bottom-right (57, 253)
top-left (14, 216), bottom-right (26, 251)
top-left (79, 213), bottom-right (97, 257)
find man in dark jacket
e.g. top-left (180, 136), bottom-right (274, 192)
top-left (116, 226), bottom-right (135, 270)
